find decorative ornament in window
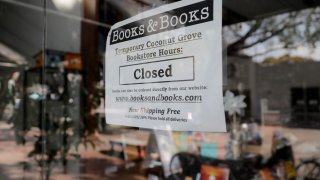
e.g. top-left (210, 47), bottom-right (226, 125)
top-left (224, 90), bottom-right (246, 116)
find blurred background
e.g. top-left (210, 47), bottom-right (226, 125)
top-left (0, 0), bottom-right (320, 179)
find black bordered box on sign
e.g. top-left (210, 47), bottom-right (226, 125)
top-left (119, 56), bottom-right (195, 85)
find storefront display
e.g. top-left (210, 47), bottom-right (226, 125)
top-left (0, 0), bottom-right (320, 179)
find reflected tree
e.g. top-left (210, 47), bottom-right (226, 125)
top-left (224, 7), bottom-right (320, 58)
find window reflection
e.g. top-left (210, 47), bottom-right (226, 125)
top-left (0, 0), bottom-right (319, 179)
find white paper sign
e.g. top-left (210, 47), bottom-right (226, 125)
top-left (105, 0), bottom-right (226, 132)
